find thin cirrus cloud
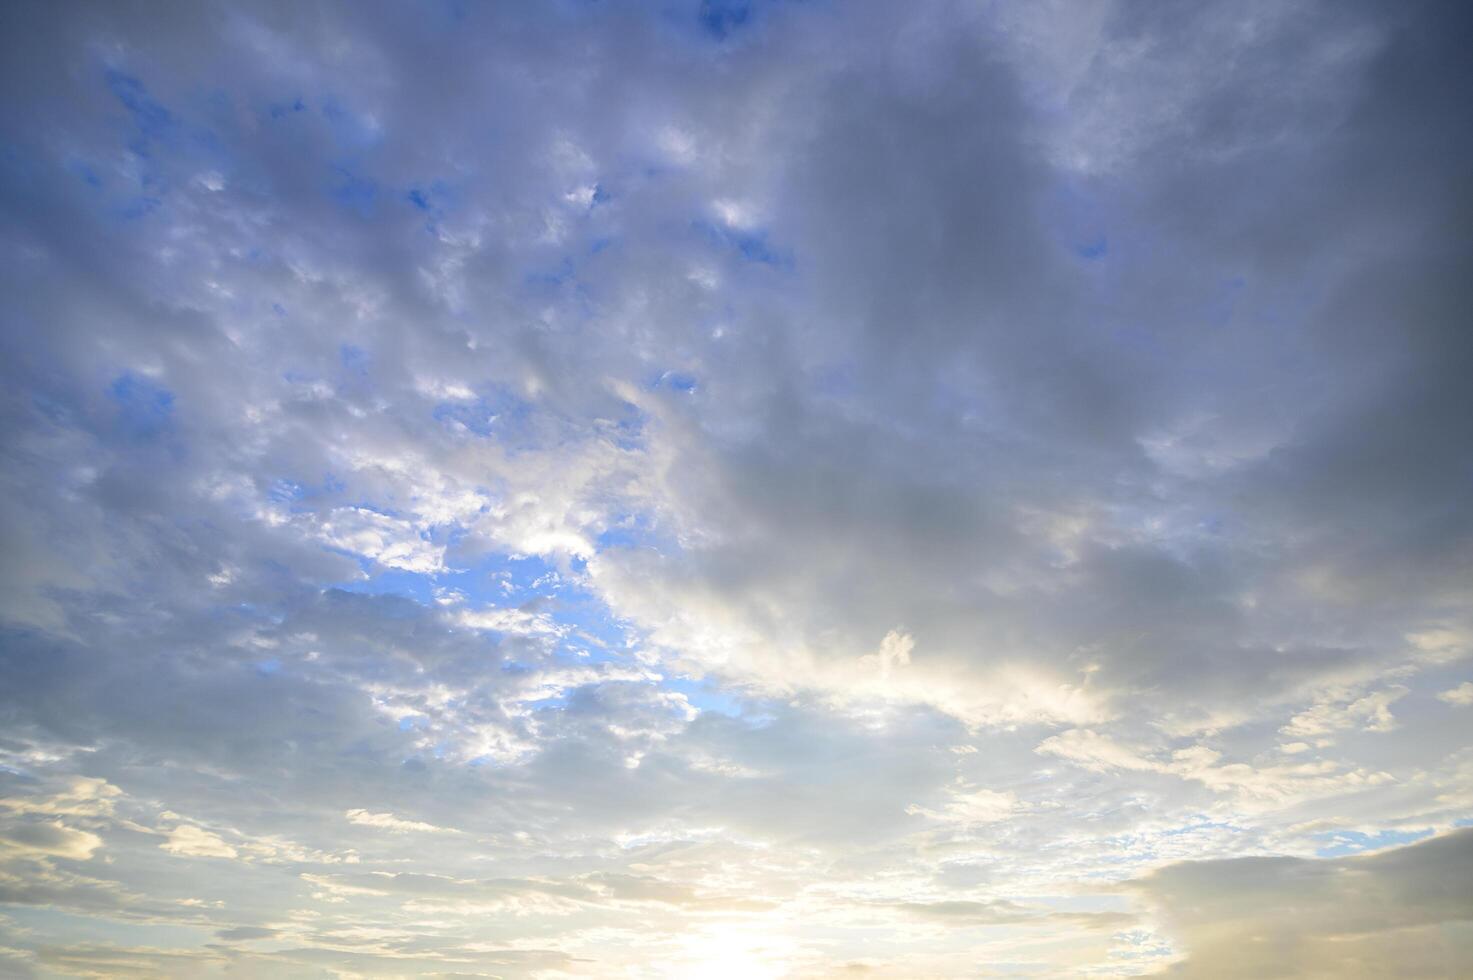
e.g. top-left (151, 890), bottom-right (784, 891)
top-left (0, 0), bottom-right (1470, 977)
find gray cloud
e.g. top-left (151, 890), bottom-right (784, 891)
top-left (1133, 828), bottom-right (1473, 978)
top-left (1, 0), bottom-right (1470, 975)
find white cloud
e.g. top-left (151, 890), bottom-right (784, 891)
top-left (1036, 728), bottom-right (1157, 773)
top-left (344, 810), bottom-right (456, 835)
top-left (316, 507), bottom-right (444, 574)
top-left (1280, 686), bottom-right (1409, 739)
top-left (160, 825), bottom-right (239, 860)
top-left (907, 785), bottom-right (1019, 825)
top-left (1437, 682), bottom-right (1473, 707)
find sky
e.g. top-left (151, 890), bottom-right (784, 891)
top-left (0, 1), bottom-right (1471, 977)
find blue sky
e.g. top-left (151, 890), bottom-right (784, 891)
top-left (1, 1), bottom-right (1471, 977)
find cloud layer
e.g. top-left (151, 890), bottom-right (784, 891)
top-left (1, 0), bottom-right (1470, 976)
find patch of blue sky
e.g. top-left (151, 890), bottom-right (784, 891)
top-left (108, 372), bottom-right (174, 439)
top-left (664, 677), bottom-right (747, 718)
top-left (267, 97), bottom-right (307, 120)
top-left (404, 178), bottom-right (458, 220)
top-left (346, 497), bottom-right (417, 522)
top-left (267, 479), bottom-right (306, 505)
top-left (330, 166), bottom-right (377, 217)
top-left (317, 587), bottom-right (425, 628)
top-left (327, 549), bottom-right (587, 628)
top-left (64, 157), bottom-right (104, 188)
top-left (698, 0), bottom-right (753, 40)
top-left (105, 69), bottom-right (177, 153)
top-left (1314, 827), bottom-right (1434, 857)
top-left (267, 468), bottom-right (344, 506)
top-left (320, 535), bottom-right (652, 679)
top-left (735, 233), bottom-right (782, 264)
top-left (339, 344), bottom-right (371, 373)
top-left (455, 551), bottom-right (629, 652)
top-left (319, 97), bottom-right (384, 151)
top-left (451, 552), bottom-right (563, 605)
top-left (97, 68), bottom-right (240, 224)
top-left (521, 259), bottom-right (599, 318)
top-left (320, 560), bottom-right (437, 604)
top-left (546, 589), bottom-right (632, 662)
top-left (605, 402), bottom-right (647, 451)
top-left (693, 219), bottom-right (792, 269)
top-left (647, 369), bottom-right (698, 394)
top-left (105, 68), bottom-right (225, 167)
top-left (1075, 236), bottom-right (1108, 260)
top-left (594, 511), bottom-right (668, 553)
top-left (432, 386), bottom-right (538, 444)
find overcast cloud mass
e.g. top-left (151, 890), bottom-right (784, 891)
top-left (1, 1), bottom-right (1471, 977)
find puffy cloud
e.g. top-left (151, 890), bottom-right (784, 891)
top-left (1437, 682), bottom-right (1473, 707)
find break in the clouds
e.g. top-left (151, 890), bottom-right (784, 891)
top-left (1, 0), bottom-right (1470, 977)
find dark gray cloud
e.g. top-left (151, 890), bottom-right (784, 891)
top-left (1133, 828), bottom-right (1473, 978)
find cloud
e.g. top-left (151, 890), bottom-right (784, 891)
top-left (0, 777), bottom-right (121, 819)
top-left (159, 826), bottom-right (238, 860)
top-left (0, 0), bottom-right (1468, 975)
top-left (1280, 686), bottom-right (1409, 739)
top-left (344, 809), bottom-right (457, 835)
top-left (214, 925), bottom-right (279, 942)
top-left (1037, 728), bottom-right (1159, 773)
top-left (1437, 682), bottom-right (1473, 707)
top-left (906, 785), bottom-right (1019, 826)
top-left (315, 507), bottom-right (445, 574)
top-left (0, 822), bottom-right (104, 861)
top-left (1132, 829), bottom-right (1473, 978)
